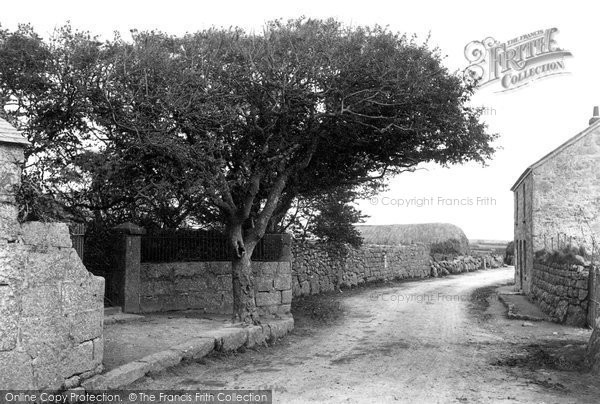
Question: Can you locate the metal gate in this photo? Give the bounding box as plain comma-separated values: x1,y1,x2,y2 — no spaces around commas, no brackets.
69,223,85,260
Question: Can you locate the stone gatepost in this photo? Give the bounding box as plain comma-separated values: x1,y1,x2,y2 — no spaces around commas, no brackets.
0,118,27,240
0,119,104,390
112,222,145,313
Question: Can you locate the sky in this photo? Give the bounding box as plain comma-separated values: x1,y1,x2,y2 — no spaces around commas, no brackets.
2,0,599,241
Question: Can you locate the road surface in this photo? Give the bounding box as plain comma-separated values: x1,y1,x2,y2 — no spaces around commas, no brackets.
129,267,599,403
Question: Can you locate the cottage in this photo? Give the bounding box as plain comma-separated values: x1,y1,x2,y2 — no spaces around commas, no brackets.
511,107,600,294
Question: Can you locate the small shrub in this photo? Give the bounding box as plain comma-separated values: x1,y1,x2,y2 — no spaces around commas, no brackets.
535,244,589,267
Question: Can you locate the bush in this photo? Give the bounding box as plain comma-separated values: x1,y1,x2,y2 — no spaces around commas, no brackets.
534,244,589,267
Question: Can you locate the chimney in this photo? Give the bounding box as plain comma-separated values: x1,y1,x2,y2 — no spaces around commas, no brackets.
590,106,600,125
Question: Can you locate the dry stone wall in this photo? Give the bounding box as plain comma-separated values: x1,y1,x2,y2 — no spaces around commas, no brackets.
531,261,589,326
292,243,431,297
430,254,504,277
292,242,505,297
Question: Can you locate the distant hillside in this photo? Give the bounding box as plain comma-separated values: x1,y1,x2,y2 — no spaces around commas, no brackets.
356,223,469,253
469,239,510,255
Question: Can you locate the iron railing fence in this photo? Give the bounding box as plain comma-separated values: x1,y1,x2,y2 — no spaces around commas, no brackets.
69,223,85,260
542,232,600,259
141,231,285,263
543,232,579,251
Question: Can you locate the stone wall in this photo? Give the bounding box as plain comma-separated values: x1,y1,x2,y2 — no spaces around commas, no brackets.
531,125,600,253
137,261,292,318
586,263,600,372
513,173,534,293
292,242,506,297
1,125,105,390
0,143,23,242
530,261,589,326
292,243,431,297
431,254,504,277
0,223,105,390
139,261,232,314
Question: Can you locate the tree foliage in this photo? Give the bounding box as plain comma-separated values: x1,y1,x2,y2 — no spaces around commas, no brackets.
278,187,367,247
0,19,497,322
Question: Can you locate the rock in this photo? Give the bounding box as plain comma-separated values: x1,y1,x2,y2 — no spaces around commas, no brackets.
171,337,214,360
102,361,151,389
573,255,588,266
138,350,182,374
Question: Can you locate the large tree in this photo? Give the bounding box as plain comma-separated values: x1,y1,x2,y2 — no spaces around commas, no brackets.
2,19,496,323
91,19,495,323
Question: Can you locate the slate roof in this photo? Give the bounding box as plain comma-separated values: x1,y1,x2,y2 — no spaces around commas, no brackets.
0,118,28,145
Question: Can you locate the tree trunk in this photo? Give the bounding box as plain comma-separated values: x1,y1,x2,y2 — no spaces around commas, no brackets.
229,224,260,324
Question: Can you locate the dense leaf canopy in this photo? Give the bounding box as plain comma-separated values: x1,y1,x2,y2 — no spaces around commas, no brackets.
0,19,496,243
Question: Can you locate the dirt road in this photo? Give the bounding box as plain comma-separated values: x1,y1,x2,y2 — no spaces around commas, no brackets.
129,268,600,403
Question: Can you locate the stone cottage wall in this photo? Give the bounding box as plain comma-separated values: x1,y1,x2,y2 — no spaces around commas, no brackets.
138,260,292,318
587,265,600,372
530,261,589,326
513,173,534,293
0,130,104,390
531,126,600,252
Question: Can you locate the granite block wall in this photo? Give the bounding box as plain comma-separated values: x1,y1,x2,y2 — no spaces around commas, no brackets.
137,261,292,318
0,143,23,242
1,132,105,390
0,223,105,390
139,261,233,314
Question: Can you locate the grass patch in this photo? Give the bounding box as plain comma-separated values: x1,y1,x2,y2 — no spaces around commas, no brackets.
468,285,496,321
